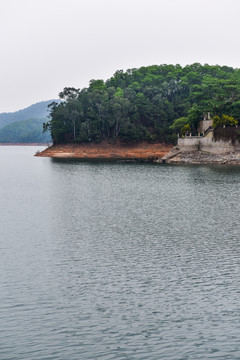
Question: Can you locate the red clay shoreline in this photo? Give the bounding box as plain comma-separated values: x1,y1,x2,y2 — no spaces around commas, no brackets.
35,142,173,161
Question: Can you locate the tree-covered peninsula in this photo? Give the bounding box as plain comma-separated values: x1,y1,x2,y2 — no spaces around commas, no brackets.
45,64,240,145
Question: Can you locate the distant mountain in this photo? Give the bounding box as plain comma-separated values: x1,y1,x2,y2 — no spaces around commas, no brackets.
0,118,51,143
0,100,60,129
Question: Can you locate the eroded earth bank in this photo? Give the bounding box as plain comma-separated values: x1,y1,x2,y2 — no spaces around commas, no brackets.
35,142,172,161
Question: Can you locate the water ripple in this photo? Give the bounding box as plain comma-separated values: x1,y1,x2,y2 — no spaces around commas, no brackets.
1,149,240,359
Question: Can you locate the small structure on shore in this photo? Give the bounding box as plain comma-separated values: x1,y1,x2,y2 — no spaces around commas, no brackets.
177,114,240,154
198,113,213,136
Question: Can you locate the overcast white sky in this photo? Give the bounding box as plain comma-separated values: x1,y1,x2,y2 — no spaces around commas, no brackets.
0,0,239,113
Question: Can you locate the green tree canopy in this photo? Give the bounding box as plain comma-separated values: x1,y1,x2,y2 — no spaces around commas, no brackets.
46,64,240,144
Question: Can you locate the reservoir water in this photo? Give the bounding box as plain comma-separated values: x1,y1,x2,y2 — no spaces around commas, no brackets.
1,146,240,359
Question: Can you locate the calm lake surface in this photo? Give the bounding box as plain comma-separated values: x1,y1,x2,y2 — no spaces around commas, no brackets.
1,146,240,359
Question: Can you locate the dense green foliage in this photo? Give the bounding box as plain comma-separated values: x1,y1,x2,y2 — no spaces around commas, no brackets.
0,118,51,143
212,114,238,128
0,100,60,129
46,64,240,144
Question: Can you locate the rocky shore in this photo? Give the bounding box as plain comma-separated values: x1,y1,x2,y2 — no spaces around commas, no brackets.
162,149,240,165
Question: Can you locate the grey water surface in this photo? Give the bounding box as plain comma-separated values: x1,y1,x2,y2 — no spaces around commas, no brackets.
1,146,240,360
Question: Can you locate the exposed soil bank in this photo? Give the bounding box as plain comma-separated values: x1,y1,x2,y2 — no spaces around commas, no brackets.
165,150,240,165
35,142,240,164
35,142,173,161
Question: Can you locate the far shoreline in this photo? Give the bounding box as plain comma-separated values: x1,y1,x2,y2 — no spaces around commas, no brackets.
0,143,51,146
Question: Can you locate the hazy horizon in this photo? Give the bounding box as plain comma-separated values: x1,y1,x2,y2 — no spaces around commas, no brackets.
1,0,239,113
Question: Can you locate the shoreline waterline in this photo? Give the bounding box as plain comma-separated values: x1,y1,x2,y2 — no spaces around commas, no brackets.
35,142,172,161
34,142,240,165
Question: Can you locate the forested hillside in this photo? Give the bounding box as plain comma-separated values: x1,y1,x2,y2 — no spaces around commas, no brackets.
0,100,62,143
45,64,240,144
0,100,59,128
0,118,51,143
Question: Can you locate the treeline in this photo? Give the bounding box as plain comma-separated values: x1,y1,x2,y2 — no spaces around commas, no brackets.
46,63,240,144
